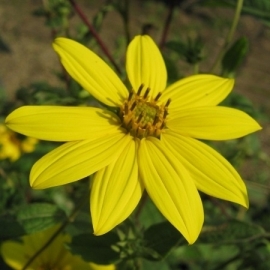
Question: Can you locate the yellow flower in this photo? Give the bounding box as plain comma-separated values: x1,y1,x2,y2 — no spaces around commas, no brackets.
1,226,115,270
0,124,38,161
5,35,261,244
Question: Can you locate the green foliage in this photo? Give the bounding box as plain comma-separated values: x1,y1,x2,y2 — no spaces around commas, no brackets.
199,0,270,27
33,0,72,33
143,222,185,261
222,37,249,77
16,82,74,105
166,37,204,65
0,203,66,241
198,220,265,244
68,232,120,264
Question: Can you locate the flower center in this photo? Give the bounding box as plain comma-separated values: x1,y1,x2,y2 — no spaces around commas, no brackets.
119,85,171,139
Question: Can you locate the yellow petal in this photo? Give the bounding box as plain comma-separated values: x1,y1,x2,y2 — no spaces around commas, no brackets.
30,132,130,189
1,225,92,270
1,241,27,269
91,139,143,235
126,35,167,97
160,75,234,111
90,263,115,270
5,106,121,141
138,137,203,244
167,106,262,140
162,131,248,207
53,38,128,106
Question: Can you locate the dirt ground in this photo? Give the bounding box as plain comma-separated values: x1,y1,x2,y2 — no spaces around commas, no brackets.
0,0,269,176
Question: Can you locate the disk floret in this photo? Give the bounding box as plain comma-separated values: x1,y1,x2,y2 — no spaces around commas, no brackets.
120,85,171,139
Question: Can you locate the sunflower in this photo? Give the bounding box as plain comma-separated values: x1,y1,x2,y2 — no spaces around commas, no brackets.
5,35,261,244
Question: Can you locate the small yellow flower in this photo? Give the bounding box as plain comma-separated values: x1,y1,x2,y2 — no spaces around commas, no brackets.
5,35,261,244
1,226,115,270
0,124,38,161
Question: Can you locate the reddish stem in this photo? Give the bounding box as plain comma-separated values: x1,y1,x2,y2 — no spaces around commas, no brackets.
159,1,176,49
68,0,121,74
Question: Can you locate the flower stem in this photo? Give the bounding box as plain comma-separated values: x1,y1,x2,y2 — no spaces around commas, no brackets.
68,0,122,74
210,0,244,73
159,1,176,49
193,63,199,74
22,193,89,270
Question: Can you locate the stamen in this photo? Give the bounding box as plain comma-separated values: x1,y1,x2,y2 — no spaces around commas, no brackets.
119,84,171,139
143,88,150,99
130,101,137,111
165,98,171,107
154,92,162,101
137,113,143,123
163,109,168,118
128,91,133,101
153,115,159,125
124,103,129,115
137,127,144,138
160,121,165,129
137,84,144,96
126,118,132,128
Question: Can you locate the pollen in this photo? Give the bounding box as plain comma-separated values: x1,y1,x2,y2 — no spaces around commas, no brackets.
119,84,171,139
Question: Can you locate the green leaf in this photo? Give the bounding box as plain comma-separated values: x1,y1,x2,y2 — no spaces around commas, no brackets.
198,220,265,244
68,232,120,264
238,242,270,269
220,92,258,117
141,259,171,270
166,38,204,64
241,0,270,22
222,37,249,77
143,221,185,261
17,203,66,234
0,203,66,241
93,4,114,31
139,198,165,228
0,214,25,241
165,41,187,56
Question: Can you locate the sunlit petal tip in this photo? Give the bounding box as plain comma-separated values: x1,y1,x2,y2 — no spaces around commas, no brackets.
5,106,20,126
126,35,167,96
30,179,38,189
92,228,103,236
243,195,249,208
30,172,48,190
53,37,128,107
228,185,249,209
187,233,200,245
236,184,249,208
